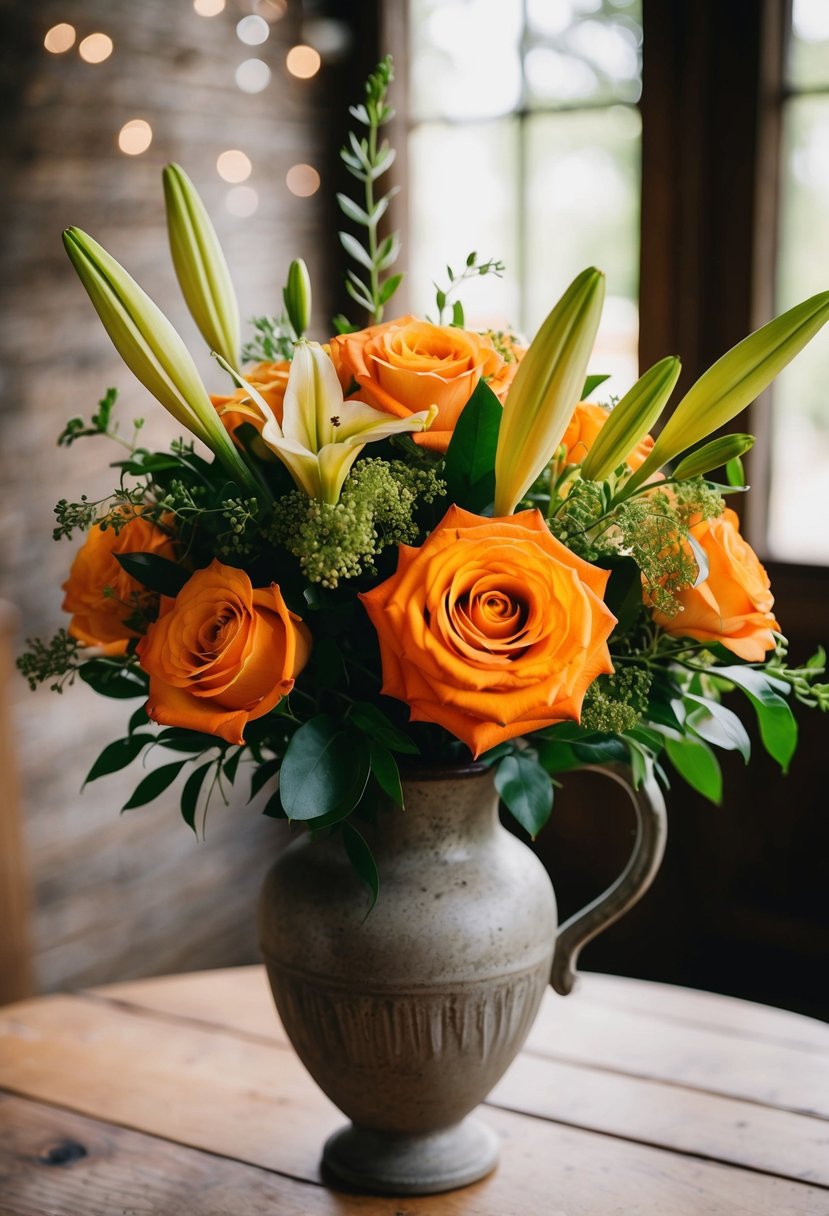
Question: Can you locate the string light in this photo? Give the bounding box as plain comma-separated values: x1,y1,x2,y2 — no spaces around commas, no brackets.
226,186,259,217
286,45,321,79
193,0,225,15
44,23,76,53
118,119,153,156
235,58,271,93
286,164,320,197
78,33,113,63
217,149,252,183
236,15,269,45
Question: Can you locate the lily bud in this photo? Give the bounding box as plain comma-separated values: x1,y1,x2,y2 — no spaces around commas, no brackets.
62,226,260,494
623,290,829,497
494,268,605,515
162,163,240,370
581,356,681,482
673,434,755,481
283,258,312,338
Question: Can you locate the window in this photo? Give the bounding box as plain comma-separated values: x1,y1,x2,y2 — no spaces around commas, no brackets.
767,0,829,563
407,0,642,396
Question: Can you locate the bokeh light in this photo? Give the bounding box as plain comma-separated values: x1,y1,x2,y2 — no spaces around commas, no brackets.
286,45,322,79
236,15,269,45
44,23,76,54
217,149,252,183
225,186,259,217
255,0,287,19
118,119,153,156
78,33,113,64
235,58,271,93
193,0,225,15
286,163,320,197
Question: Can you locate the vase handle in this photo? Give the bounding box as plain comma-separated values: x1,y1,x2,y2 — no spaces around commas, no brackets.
550,762,667,996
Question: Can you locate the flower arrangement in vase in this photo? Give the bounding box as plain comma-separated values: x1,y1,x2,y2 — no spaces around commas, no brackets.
19,57,829,1194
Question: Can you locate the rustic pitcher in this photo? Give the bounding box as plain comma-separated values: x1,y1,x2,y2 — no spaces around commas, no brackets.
259,761,666,1195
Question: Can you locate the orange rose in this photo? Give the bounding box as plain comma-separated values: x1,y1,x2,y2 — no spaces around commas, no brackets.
211,359,291,445
329,316,509,452
359,505,616,757
561,401,654,471
137,560,311,745
652,508,779,662
62,510,178,655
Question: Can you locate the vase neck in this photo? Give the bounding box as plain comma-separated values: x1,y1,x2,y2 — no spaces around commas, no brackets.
367,767,500,859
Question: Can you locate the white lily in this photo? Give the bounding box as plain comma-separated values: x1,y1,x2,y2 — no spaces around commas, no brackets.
217,342,438,504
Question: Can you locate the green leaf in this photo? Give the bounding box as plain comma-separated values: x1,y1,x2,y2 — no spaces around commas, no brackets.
369,742,403,806
128,705,150,734
664,734,722,804
114,552,189,598
714,666,798,772
223,748,242,784
122,760,186,810
582,374,611,398
181,761,213,833
339,231,375,272
452,300,464,327
249,757,280,802
155,727,221,753
379,272,403,305
336,193,370,225
582,356,681,482
79,660,148,699
726,456,746,487
84,734,151,785
494,754,554,839
682,696,751,762
442,378,502,512
279,715,370,821
347,702,419,754
342,823,380,913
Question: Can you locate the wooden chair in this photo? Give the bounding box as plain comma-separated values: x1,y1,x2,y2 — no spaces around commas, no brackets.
0,600,34,1005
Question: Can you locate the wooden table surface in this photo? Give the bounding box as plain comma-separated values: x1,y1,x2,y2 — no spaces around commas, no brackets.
1,967,828,1215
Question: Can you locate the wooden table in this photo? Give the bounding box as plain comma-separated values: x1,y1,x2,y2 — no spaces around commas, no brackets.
1,968,827,1214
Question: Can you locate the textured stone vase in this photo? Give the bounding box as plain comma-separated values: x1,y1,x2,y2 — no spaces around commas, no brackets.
259,762,666,1195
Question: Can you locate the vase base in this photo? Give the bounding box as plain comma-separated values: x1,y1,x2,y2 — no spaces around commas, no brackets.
321,1116,500,1195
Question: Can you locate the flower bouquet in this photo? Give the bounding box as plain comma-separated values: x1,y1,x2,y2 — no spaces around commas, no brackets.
18,56,829,1193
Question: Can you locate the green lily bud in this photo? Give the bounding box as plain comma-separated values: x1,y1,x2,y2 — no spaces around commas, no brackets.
673,434,755,481
494,267,605,516
62,226,260,495
162,163,240,370
623,290,829,497
581,356,681,482
283,258,312,338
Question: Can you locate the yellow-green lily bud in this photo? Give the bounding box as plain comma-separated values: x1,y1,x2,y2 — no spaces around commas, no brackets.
162,163,240,370
62,226,260,495
494,268,605,515
624,290,829,496
581,356,681,482
672,433,755,480
283,258,312,338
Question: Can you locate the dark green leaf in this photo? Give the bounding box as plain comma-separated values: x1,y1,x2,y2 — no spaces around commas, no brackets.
79,660,147,699
128,705,150,734
155,727,221,753
714,666,797,771
603,557,646,639
582,374,611,398
348,702,419,754
84,734,151,785
664,734,722,804
313,637,347,689
122,760,186,810
369,742,403,806
223,748,242,784
114,553,189,598
181,761,213,833
250,757,280,802
442,378,502,512
342,823,379,913
262,789,287,819
495,754,553,839
280,716,370,821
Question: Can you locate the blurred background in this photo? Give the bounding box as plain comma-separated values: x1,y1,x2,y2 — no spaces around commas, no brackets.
0,0,827,1019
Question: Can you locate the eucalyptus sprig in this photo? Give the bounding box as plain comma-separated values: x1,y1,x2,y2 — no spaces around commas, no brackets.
337,55,402,324
431,252,506,327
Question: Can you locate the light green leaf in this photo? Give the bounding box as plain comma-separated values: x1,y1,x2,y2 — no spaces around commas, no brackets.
582,356,681,481
673,434,755,481
664,734,722,804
